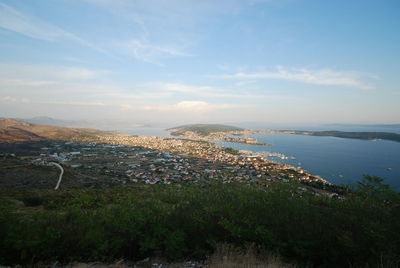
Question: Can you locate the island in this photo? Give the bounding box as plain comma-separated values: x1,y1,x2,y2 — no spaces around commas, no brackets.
167,124,271,146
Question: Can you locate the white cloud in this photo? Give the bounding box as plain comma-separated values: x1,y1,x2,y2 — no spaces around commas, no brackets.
0,62,286,115
219,66,376,89
174,101,209,111
143,101,236,112
157,83,213,94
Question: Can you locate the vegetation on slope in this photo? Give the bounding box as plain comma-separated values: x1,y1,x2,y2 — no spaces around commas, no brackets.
0,176,399,267
168,124,244,136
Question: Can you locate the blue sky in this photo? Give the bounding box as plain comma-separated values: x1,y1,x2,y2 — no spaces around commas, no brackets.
0,0,399,125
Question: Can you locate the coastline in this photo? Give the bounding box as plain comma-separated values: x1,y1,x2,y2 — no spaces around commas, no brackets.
164,130,334,188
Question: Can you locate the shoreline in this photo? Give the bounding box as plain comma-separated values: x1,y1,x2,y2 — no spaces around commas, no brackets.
145,130,335,188
166,129,333,185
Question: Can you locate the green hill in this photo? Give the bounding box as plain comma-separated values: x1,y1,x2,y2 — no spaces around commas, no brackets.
167,124,244,136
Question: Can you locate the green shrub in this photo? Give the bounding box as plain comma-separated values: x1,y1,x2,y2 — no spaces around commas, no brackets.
0,180,399,267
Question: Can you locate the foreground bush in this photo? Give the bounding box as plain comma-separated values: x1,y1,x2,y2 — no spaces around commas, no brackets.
0,179,399,267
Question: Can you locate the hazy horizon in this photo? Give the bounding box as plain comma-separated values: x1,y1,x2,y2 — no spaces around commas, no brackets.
1,0,399,124
3,116,400,133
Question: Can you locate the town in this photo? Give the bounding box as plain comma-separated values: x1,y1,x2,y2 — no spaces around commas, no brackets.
0,131,344,196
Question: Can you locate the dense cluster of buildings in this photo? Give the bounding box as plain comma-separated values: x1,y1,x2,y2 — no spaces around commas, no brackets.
57,134,335,191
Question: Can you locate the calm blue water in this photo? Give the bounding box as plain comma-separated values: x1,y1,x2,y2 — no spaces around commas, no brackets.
216,134,400,190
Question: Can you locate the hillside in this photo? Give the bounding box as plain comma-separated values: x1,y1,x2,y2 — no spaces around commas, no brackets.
0,118,107,143
1,179,399,267
168,124,244,136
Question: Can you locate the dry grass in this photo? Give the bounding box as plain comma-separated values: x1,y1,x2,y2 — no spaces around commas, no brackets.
26,245,297,268
206,244,297,268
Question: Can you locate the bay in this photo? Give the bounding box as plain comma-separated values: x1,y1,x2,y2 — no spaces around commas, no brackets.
216,133,400,190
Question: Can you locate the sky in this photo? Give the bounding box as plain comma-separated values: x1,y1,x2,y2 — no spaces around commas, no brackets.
0,0,399,126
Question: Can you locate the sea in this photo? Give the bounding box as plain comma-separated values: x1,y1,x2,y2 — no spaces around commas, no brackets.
124,124,400,190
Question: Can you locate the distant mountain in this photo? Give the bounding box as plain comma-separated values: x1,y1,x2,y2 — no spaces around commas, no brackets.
12,116,157,131
0,118,107,143
167,124,244,136
16,116,89,128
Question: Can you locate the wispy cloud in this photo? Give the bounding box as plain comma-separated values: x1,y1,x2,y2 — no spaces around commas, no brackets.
0,63,288,111
0,78,57,87
58,68,110,80
0,95,107,107
1,96,30,103
81,0,289,66
83,0,283,65
0,2,116,58
120,37,192,65
152,82,259,98
41,100,107,106
0,64,110,81
216,63,231,71
218,66,377,89
0,2,70,41
83,0,277,14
